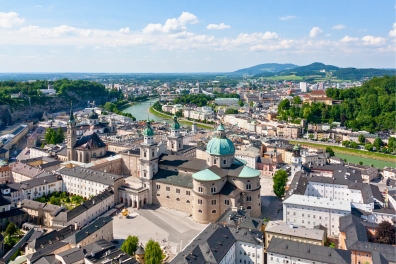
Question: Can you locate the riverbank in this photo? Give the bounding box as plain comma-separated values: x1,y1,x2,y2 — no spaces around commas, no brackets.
149,106,214,130
289,140,396,163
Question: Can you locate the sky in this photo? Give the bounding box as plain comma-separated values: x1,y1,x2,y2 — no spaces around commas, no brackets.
0,0,395,72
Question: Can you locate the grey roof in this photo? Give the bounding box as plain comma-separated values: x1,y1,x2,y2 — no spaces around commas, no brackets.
26,241,68,263
339,214,395,262
0,208,26,220
216,208,263,230
159,155,208,173
38,161,63,169
11,162,53,179
135,245,145,254
21,200,62,215
267,238,351,264
27,225,77,251
58,167,123,185
171,223,263,264
265,220,325,241
32,254,61,264
63,217,112,244
0,195,11,206
74,131,106,149
153,169,193,188
56,247,85,264
6,175,62,191
53,189,114,223
83,239,138,264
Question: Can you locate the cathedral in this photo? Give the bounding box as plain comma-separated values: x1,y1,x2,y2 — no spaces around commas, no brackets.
67,106,108,163
65,104,263,224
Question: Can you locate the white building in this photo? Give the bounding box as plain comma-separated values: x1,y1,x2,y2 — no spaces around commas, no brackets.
283,194,351,237
235,150,259,169
215,98,239,106
299,82,307,93
58,167,124,199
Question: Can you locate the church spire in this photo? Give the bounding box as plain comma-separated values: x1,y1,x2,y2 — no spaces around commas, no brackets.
69,102,75,122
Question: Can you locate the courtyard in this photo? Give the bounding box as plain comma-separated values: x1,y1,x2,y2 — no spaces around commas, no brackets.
260,175,283,221
112,205,207,258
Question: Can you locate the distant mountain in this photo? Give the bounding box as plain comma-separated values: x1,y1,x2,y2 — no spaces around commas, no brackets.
230,63,298,76
253,62,395,80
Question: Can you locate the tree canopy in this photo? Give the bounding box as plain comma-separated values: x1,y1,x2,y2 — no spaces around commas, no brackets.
225,108,238,115
273,169,288,198
44,127,65,145
145,239,163,264
373,221,395,245
121,235,139,256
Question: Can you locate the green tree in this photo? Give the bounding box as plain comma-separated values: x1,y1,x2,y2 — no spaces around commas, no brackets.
373,138,383,151
359,161,363,165
308,134,314,140
121,235,139,255
292,96,302,104
387,137,396,152
55,127,65,143
342,140,350,147
325,147,334,157
175,110,183,117
238,100,244,107
278,99,290,110
249,101,254,107
349,141,358,149
358,134,366,144
365,143,373,151
225,108,238,115
145,239,163,264
272,169,288,198
5,222,17,237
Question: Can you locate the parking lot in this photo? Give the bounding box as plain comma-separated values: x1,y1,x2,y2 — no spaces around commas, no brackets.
112,205,207,258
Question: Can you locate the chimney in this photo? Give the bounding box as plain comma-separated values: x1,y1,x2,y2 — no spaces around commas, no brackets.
74,222,78,230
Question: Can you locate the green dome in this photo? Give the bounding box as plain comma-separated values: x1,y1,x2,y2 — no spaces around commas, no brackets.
170,116,180,130
88,109,99,119
206,137,235,156
143,120,154,136
217,123,225,131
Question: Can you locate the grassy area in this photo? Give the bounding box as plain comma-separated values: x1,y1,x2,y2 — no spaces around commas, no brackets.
263,75,304,81
34,191,84,210
149,106,214,129
289,140,396,163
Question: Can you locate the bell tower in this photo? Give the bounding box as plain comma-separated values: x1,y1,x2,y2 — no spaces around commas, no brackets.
67,103,77,161
167,116,183,153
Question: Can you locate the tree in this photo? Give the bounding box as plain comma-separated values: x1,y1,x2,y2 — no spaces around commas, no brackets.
121,235,139,255
278,99,290,110
365,143,373,151
55,127,65,143
374,221,395,245
349,141,358,149
308,134,314,140
175,110,182,118
325,147,334,157
5,222,17,237
373,138,383,151
292,96,302,104
342,140,350,147
238,100,244,107
358,134,366,144
145,239,163,264
359,161,363,165
225,108,238,115
272,169,288,198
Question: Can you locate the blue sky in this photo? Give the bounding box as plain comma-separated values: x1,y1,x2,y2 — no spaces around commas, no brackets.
0,0,395,72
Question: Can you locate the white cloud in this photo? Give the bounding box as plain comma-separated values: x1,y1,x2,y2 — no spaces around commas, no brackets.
309,27,323,37
75,45,85,49
231,32,278,46
119,27,130,34
143,11,198,34
340,35,359,43
207,23,230,30
362,35,386,46
251,39,293,51
279,16,296,21
332,24,346,30
389,23,396,37
0,12,25,28
94,46,101,49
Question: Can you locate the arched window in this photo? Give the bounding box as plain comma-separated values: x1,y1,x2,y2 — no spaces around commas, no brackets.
211,210,216,214
166,196,170,199
198,187,203,193
198,209,202,213
247,206,252,209
246,184,252,190
214,159,217,165
179,143,181,148
176,198,180,201
210,186,216,193
144,152,146,158
152,151,154,157
156,193,160,196
93,152,96,157
186,200,190,203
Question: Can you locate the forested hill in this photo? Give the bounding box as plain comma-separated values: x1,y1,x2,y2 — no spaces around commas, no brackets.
231,63,298,76
0,79,121,122
277,75,395,133
253,62,394,80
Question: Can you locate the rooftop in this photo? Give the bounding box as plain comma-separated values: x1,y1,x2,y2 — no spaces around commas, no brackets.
283,194,351,211
265,220,325,241
58,167,123,185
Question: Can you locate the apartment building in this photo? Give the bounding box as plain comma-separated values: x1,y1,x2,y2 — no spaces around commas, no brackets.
283,194,351,237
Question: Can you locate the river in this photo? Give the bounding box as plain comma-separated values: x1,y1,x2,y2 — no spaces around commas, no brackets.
122,99,165,122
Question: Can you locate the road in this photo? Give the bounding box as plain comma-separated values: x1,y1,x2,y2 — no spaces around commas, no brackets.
260,175,283,221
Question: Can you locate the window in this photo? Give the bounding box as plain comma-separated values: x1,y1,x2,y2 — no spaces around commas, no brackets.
247,196,252,201
166,187,170,191
223,159,226,165
152,151,154,156
211,210,216,214
176,189,180,194
198,209,202,213
214,159,217,165
144,152,146,157
186,200,190,203
224,200,230,205
211,199,217,205
198,187,203,193
166,196,170,199
176,198,180,201
210,186,216,193
198,199,203,205
246,184,251,190
156,185,160,190
186,191,191,195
